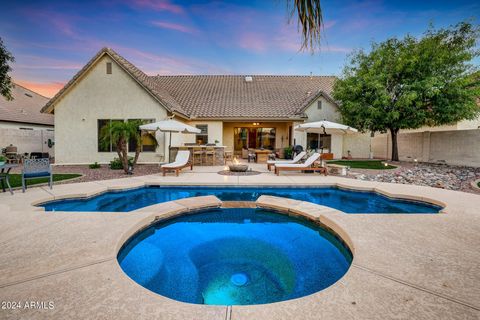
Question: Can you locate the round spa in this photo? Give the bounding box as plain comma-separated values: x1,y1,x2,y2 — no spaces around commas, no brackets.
117,208,352,306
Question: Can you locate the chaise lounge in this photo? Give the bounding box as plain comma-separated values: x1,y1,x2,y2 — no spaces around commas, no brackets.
161,150,192,176
274,153,327,176
267,151,306,171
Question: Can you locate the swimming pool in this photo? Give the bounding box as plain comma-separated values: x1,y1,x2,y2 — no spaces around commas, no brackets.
117,207,353,305
41,185,441,213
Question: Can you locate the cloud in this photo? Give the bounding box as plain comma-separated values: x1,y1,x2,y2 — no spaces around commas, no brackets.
14,54,83,71
128,0,183,14
15,80,65,98
150,21,197,34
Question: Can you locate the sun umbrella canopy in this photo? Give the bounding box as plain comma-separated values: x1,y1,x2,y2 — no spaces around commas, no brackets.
139,119,201,134
295,120,358,134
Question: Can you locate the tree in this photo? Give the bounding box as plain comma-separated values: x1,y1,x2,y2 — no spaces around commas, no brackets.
287,0,323,51
0,37,15,100
333,22,480,161
100,120,157,173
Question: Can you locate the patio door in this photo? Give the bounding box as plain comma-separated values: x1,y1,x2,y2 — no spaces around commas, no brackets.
234,127,276,151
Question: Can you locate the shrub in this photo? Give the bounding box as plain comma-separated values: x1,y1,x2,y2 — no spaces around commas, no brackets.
89,162,101,169
284,146,293,159
110,157,133,170
0,155,6,162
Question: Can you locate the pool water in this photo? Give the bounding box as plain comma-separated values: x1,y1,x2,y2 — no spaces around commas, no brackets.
117,208,353,305
41,186,441,213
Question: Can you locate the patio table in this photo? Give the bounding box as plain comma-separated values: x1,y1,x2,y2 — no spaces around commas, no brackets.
0,163,18,195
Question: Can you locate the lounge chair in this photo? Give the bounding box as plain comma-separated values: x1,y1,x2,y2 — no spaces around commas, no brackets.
267,151,306,171
161,150,192,176
274,153,327,176
22,158,53,192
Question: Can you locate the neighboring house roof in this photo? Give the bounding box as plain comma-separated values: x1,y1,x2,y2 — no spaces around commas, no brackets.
41,48,337,120
0,83,53,126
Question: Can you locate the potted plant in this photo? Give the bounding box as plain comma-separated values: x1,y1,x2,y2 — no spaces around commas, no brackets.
0,155,6,166
284,146,293,160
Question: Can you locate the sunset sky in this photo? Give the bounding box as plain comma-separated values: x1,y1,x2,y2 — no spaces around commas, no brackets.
1,0,478,97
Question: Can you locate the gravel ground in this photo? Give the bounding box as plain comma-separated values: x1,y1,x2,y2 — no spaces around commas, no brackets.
347,161,480,194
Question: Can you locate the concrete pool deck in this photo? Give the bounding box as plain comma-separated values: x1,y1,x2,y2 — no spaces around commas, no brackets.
0,164,479,319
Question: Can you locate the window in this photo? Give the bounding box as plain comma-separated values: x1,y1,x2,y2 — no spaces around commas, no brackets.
307,133,331,151
106,62,112,74
317,100,322,110
98,119,122,152
128,119,156,153
195,125,208,144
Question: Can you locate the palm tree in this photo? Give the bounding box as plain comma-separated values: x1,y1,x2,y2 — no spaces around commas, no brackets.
288,0,323,51
100,120,157,173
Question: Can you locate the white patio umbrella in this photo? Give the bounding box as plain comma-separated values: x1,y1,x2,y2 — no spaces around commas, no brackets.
139,119,201,162
294,120,358,151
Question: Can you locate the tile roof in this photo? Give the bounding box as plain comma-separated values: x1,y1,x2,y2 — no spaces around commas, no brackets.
151,75,336,119
0,83,53,126
41,48,337,120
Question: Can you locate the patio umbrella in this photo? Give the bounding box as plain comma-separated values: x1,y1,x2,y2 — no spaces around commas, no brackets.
139,119,201,162
294,120,358,151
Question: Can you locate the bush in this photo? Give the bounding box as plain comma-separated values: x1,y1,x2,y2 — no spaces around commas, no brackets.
89,162,101,169
0,155,6,162
110,157,133,170
284,146,293,159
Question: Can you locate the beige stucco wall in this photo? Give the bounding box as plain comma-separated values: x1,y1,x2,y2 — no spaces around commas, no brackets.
372,129,480,167
342,132,372,159
53,55,169,164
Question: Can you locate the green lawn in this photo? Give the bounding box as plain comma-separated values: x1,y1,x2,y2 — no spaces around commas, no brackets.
3,174,82,189
327,160,397,170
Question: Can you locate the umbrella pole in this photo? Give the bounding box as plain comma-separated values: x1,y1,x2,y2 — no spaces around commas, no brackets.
168,132,172,162
318,133,321,153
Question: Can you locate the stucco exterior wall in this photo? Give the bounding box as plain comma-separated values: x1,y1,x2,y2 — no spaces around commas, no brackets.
372,129,480,167
342,133,372,159
169,121,223,146
53,55,169,164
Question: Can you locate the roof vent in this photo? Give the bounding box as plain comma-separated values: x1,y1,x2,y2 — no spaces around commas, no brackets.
24,93,33,98
245,76,253,82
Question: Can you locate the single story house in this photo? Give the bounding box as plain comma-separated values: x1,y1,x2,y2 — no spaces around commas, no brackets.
1,83,55,157
41,48,371,165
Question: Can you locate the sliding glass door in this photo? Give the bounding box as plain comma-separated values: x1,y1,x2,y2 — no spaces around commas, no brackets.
234,127,276,151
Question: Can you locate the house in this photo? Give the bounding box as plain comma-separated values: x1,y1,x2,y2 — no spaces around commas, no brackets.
40,48,371,165
0,84,55,157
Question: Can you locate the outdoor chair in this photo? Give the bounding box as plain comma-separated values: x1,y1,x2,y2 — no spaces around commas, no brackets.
274,153,327,176
22,158,53,192
161,150,192,176
267,151,307,171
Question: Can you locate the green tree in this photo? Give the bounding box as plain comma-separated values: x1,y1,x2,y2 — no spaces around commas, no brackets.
0,37,15,100
333,22,480,161
100,120,157,173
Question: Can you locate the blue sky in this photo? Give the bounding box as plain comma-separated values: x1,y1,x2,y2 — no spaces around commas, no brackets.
0,0,478,97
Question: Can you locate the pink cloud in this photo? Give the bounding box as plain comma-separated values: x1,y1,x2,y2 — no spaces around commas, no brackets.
14,54,83,70
16,80,65,98
150,21,197,34
129,0,183,14
238,33,268,53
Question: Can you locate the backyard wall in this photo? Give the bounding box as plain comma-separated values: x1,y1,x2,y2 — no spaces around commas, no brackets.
372,129,480,167
0,123,54,157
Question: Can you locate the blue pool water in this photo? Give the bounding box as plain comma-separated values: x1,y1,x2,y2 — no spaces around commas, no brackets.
41,186,441,213
117,208,353,305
